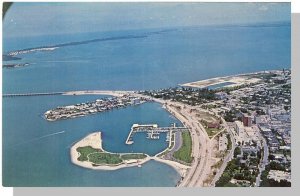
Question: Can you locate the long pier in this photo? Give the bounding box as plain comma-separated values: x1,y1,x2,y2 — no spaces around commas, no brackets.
2,90,134,98
125,123,188,145
3,92,64,97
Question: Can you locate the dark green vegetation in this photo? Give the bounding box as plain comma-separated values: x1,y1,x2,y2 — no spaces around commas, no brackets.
173,131,193,164
141,87,217,106
88,153,123,165
260,162,291,187
217,83,259,94
223,110,237,122
121,154,147,160
234,147,241,158
76,146,147,166
76,146,102,162
216,157,259,187
226,134,232,150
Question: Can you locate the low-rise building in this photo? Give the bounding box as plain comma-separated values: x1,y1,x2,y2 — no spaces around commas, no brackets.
267,170,291,183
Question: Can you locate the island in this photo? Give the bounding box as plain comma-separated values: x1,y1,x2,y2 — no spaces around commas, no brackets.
71,131,191,176
70,132,151,170
44,95,148,121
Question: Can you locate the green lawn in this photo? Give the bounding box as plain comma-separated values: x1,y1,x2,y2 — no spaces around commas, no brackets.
88,153,123,165
76,146,102,161
76,146,147,165
173,131,193,164
121,154,147,160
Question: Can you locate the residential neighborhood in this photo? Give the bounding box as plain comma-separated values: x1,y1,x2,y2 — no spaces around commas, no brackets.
141,69,291,187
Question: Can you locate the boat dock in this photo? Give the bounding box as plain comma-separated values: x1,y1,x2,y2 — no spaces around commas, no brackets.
125,123,187,145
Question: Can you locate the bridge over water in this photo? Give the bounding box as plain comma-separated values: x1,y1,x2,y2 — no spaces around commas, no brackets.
3,92,64,97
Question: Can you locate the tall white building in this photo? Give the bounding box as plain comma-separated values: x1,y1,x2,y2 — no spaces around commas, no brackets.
234,121,250,144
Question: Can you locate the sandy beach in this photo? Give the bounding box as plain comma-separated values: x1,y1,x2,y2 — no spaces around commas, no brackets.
63,90,134,97
152,157,191,177
70,130,191,178
70,132,151,170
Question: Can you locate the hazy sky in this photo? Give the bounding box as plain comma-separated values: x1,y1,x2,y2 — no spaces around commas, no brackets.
3,2,291,38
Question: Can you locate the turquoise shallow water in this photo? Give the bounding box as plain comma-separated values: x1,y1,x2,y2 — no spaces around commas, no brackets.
2,23,291,186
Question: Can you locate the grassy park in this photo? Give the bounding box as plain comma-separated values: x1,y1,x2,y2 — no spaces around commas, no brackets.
76,146,147,166
173,131,193,164
121,154,147,160
76,146,102,161
88,153,123,165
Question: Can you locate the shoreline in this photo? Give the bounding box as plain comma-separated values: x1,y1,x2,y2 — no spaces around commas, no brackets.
3,70,284,97
39,69,287,185
152,157,190,177
66,92,201,183
70,132,151,170
70,131,189,176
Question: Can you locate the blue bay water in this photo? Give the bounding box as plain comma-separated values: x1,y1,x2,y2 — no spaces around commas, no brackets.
2,24,291,186
3,24,291,93
2,95,181,186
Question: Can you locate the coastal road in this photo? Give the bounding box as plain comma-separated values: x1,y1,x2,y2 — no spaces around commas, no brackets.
164,103,201,187
164,102,212,187
255,137,269,187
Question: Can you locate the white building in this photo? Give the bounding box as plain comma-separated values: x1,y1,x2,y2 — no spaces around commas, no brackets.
267,170,291,183
234,121,250,144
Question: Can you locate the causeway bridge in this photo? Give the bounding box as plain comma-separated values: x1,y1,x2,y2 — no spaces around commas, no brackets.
3,92,64,97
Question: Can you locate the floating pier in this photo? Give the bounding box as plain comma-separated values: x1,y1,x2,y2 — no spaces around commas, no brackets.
125,123,187,145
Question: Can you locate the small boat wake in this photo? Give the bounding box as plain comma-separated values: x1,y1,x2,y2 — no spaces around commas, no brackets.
9,131,65,148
